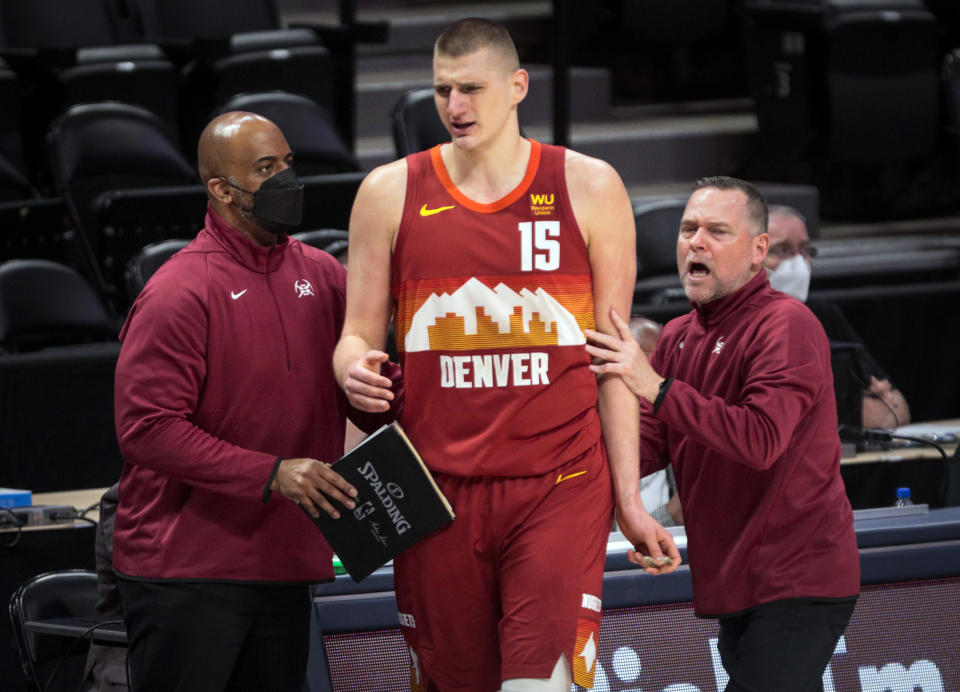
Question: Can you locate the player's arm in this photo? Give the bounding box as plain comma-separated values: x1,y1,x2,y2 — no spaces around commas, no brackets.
333,160,407,412
566,151,680,574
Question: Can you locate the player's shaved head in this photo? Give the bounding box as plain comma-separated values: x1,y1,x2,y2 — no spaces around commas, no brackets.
197,111,274,187
435,17,519,73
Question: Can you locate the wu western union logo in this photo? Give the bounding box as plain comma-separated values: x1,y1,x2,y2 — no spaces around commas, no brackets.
530,193,555,216
420,203,455,217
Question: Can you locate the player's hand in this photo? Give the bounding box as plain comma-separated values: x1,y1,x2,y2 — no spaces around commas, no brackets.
343,350,395,412
585,309,663,404
616,498,681,575
272,458,358,519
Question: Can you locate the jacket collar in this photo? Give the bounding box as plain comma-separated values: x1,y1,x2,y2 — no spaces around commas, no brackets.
204,204,288,274
692,270,768,327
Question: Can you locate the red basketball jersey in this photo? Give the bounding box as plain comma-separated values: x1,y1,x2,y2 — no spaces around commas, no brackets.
392,140,602,477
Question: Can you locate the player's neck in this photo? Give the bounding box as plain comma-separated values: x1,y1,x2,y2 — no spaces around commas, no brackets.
443,129,530,204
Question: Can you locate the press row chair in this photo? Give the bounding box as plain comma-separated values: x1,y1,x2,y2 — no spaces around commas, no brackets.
8,570,101,692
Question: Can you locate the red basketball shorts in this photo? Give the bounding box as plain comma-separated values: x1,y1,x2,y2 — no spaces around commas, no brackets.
393,440,614,691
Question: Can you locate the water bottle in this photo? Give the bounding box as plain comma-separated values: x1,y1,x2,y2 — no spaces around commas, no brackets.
894,487,914,507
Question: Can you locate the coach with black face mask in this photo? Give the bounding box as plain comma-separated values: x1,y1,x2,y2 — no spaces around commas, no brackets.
112,112,403,691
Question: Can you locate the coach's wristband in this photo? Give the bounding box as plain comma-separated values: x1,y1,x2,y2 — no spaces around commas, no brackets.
653,377,674,414
262,457,284,503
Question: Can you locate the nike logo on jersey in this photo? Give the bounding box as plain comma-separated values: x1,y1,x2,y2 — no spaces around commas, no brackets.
231,289,247,300
556,470,587,485
419,203,455,217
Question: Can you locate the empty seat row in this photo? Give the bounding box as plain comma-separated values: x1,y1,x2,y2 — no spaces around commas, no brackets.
1,228,352,356
0,0,364,193
0,94,360,311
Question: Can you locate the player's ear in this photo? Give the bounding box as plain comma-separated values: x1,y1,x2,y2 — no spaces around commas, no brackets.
753,232,770,267
511,68,529,105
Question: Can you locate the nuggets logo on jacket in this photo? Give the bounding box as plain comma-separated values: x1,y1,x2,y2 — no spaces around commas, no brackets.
295,279,314,298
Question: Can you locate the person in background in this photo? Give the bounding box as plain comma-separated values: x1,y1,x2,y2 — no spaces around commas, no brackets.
112,111,401,691
334,17,679,691
587,177,859,692
764,204,910,430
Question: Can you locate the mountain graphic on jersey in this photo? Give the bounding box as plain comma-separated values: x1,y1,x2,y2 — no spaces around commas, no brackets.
403,276,588,353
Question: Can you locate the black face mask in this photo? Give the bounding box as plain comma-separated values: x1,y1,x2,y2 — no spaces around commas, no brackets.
223,167,304,235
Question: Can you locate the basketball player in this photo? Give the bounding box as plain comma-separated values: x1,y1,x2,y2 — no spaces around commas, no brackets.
333,18,680,691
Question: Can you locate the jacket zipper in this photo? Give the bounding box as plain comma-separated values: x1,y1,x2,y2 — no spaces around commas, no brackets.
265,245,292,371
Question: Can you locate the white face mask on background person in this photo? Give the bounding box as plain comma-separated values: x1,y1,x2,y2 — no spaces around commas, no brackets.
767,254,811,302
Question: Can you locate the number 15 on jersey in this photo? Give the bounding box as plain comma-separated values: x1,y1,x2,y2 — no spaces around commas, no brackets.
518,221,560,272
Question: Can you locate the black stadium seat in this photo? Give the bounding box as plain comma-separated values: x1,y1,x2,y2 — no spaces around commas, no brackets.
134,0,285,40
131,0,337,151
123,238,191,301
0,258,118,353
391,87,449,159
632,198,686,304
299,171,366,232
46,102,200,306
0,259,124,491
742,0,943,219
0,0,181,179
293,228,349,263
212,92,358,175
825,8,940,167
97,185,206,307
0,148,37,203
0,198,102,292
203,39,334,119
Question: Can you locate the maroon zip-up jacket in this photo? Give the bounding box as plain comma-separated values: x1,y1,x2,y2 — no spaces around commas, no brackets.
113,207,400,582
642,271,860,616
